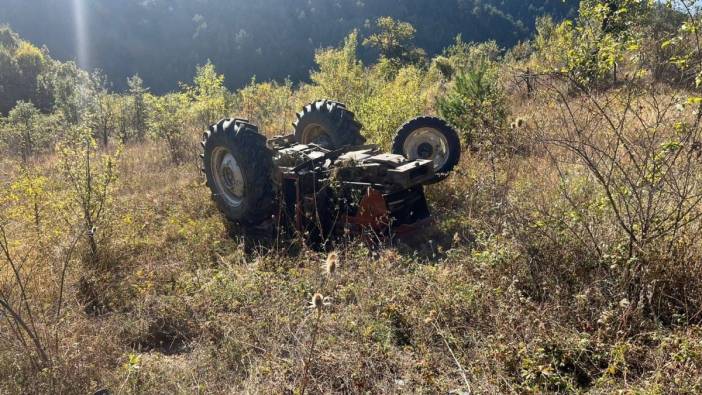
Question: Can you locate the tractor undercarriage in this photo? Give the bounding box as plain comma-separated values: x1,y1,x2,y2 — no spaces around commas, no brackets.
200,99,461,248
271,138,435,245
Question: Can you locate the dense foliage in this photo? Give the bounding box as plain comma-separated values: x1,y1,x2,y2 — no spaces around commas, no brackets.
0,0,576,93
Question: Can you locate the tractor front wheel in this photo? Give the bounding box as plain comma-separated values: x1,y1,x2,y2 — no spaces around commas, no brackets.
392,116,461,183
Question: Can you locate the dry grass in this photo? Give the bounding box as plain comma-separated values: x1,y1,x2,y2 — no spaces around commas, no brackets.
1,84,702,394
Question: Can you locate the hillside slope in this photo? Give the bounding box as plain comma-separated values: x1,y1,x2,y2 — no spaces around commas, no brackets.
2,1,702,393
0,0,576,92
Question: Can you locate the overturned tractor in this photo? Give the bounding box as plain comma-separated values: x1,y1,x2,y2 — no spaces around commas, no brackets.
201,100,460,247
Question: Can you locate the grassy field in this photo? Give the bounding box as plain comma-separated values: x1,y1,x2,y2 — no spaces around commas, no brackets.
2,81,702,394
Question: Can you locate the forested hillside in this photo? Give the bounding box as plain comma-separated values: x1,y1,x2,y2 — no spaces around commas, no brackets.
0,0,576,92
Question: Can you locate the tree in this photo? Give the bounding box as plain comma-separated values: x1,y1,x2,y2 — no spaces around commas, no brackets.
1,101,48,164
437,59,508,149
0,1,576,93
40,60,93,124
310,31,370,109
92,92,118,148
0,27,49,114
147,93,191,165
14,42,47,105
183,61,230,130
58,125,119,264
0,43,21,114
363,17,426,69
115,95,131,143
86,71,118,147
127,75,149,141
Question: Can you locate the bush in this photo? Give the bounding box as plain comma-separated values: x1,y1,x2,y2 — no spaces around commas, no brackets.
147,93,191,166
356,66,426,147
57,125,120,264
237,78,294,135
529,2,653,89
309,31,371,110
183,62,232,131
0,101,59,163
444,37,501,74
532,78,702,323
437,59,508,149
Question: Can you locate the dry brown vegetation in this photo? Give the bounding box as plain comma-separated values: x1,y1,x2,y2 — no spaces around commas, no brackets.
2,83,702,393
2,2,702,393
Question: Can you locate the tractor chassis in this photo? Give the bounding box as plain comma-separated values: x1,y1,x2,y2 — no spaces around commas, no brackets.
271,141,435,244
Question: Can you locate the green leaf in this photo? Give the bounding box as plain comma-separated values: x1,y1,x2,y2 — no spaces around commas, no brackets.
687,96,702,105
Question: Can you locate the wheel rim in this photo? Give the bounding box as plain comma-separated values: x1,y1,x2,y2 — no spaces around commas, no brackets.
211,147,245,207
301,123,333,147
402,127,450,171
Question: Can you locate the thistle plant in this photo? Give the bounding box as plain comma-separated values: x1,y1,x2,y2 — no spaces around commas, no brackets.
300,292,331,395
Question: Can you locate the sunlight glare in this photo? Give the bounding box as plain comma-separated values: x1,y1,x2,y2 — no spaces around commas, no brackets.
72,0,89,70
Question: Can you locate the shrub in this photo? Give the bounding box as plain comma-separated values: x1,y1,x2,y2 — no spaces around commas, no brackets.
356,66,425,147
444,37,501,74
0,101,58,163
57,125,120,264
147,93,191,166
310,31,371,110
437,59,508,149
182,62,232,131
237,78,294,135
533,77,702,323
530,2,653,89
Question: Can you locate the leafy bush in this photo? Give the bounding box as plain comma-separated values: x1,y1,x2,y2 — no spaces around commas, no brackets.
437,59,508,148
357,66,426,147
0,101,59,163
429,37,494,82
237,78,294,135
147,93,191,166
444,37,501,75
659,1,702,91
310,31,371,110
529,1,652,89
182,62,232,131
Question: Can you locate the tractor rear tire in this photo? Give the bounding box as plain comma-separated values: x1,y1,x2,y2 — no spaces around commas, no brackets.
293,100,365,149
201,119,275,226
